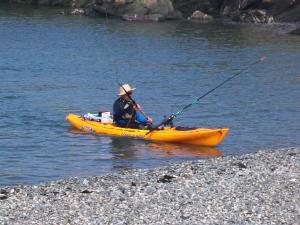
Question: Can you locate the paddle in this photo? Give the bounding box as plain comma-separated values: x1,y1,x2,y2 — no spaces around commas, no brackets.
146,56,267,135
118,82,149,120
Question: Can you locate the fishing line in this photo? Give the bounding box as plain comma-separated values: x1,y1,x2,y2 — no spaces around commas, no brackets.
146,56,267,134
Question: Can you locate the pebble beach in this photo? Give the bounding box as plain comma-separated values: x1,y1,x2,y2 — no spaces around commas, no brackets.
1,147,299,225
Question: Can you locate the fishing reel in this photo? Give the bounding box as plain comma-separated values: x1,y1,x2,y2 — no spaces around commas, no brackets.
146,114,175,134
162,114,175,127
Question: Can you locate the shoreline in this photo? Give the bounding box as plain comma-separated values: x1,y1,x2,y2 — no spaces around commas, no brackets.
1,147,299,224
2,1,300,35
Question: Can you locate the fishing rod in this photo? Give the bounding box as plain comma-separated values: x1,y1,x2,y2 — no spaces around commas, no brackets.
118,82,149,119
146,56,267,134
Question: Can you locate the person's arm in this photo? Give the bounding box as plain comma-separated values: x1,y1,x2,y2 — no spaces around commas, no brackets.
113,99,124,120
134,104,153,124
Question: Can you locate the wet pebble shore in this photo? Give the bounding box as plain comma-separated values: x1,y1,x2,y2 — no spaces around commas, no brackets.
1,147,299,225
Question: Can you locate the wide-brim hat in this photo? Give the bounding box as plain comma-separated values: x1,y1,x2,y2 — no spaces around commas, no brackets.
118,83,136,96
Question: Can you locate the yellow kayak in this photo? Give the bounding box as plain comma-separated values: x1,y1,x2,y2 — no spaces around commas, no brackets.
65,114,229,146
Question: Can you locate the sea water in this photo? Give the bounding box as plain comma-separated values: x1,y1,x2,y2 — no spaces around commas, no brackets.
0,3,299,186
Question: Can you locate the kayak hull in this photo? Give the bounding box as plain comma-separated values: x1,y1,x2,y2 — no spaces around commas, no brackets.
65,114,229,146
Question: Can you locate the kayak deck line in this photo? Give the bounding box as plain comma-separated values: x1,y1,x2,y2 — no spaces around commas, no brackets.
65,114,229,146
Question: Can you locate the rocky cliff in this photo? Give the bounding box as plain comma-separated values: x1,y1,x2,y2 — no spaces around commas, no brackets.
9,0,300,23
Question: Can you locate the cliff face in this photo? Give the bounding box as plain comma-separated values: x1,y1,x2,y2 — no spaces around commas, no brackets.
9,0,300,23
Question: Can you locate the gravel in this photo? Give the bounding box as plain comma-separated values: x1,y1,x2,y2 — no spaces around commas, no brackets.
1,147,299,225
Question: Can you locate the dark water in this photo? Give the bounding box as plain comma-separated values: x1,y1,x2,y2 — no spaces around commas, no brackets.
1,3,300,186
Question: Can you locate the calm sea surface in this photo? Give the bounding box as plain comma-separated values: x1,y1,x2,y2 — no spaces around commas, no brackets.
1,3,300,186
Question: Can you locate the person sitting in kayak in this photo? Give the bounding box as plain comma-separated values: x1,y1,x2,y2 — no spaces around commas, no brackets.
113,83,153,129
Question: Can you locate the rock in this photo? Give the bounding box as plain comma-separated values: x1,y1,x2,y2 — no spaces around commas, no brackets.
0,194,8,200
289,27,300,35
235,162,247,169
232,9,274,23
70,0,89,8
261,0,300,22
0,189,8,194
91,0,181,20
188,10,214,22
274,3,300,22
221,0,300,23
81,189,93,193
220,0,257,15
9,0,300,24
172,0,223,17
63,8,85,15
82,179,89,186
157,174,176,183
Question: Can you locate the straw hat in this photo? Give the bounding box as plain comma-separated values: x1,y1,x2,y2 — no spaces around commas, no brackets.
118,83,136,96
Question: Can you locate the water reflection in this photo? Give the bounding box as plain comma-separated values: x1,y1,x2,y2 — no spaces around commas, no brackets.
109,136,222,159
110,137,137,159
145,142,222,158
67,128,222,172
106,136,222,171
68,128,222,160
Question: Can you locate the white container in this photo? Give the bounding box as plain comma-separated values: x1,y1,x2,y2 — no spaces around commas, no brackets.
101,111,112,124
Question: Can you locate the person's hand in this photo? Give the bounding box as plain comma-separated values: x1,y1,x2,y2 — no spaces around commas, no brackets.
133,104,141,111
146,116,153,124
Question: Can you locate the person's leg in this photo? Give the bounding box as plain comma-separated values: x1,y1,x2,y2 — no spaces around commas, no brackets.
135,112,147,125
